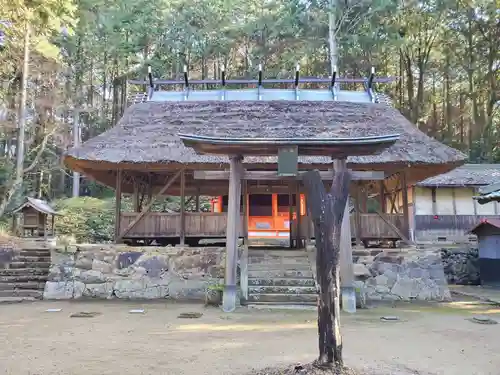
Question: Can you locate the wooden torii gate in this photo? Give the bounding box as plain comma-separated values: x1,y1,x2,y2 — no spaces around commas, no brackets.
180,132,398,365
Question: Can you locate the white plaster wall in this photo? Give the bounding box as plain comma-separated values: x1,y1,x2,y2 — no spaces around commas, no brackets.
415,187,433,215
455,188,475,215
476,196,497,215
435,188,455,215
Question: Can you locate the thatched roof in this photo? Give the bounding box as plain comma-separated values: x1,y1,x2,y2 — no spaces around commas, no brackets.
65,99,466,170
418,164,500,187
12,197,58,215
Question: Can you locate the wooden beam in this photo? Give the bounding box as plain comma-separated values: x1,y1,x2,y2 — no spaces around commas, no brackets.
335,160,355,313
353,183,362,247
132,179,140,212
194,170,385,181
180,170,186,246
400,172,410,240
114,169,123,242
195,188,200,212
242,179,248,245
295,182,301,248
288,184,293,249
222,156,243,313
379,181,386,212
117,170,182,242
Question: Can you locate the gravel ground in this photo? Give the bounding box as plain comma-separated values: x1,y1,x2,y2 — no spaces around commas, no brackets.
0,299,498,375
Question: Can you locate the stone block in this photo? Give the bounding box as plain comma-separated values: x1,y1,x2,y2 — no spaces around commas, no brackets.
114,277,170,299
78,270,107,284
136,255,169,277
44,281,75,299
116,251,143,269
353,263,371,278
75,255,93,270
83,282,114,299
92,259,113,274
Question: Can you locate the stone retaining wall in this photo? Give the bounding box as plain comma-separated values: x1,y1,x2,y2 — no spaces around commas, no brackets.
440,246,479,285
44,245,225,300
351,249,451,302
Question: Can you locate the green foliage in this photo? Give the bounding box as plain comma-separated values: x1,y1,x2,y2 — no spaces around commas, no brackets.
55,197,115,243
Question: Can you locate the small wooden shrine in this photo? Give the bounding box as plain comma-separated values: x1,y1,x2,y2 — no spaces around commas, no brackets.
11,197,58,238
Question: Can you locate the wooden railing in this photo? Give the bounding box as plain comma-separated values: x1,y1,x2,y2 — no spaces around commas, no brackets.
292,213,404,240
120,211,404,240
119,212,244,238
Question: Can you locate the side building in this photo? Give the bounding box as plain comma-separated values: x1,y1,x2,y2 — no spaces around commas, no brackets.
409,164,500,243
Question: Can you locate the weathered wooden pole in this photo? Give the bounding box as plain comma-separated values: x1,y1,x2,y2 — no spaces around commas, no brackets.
180,169,186,245
302,161,351,367
222,156,243,313
114,169,123,243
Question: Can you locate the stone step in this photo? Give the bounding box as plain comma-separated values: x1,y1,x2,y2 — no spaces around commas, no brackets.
248,257,310,266
247,293,317,304
0,296,37,304
8,261,51,269
247,263,311,271
19,250,52,257
0,275,49,283
249,285,317,295
246,302,316,310
0,289,43,298
0,268,50,276
248,250,308,257
0,282,46,290
15,255,52,263
248,277,315,287
248,269,314,279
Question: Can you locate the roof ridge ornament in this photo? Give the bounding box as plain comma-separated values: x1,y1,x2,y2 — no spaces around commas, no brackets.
330,65,337,100
183,65,189,100
220,65,226,101
366,66,377,103
295,63,300,100
147,65,154,100
257,64,263,100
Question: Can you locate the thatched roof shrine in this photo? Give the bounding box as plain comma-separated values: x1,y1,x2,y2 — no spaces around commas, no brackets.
64,89,467,194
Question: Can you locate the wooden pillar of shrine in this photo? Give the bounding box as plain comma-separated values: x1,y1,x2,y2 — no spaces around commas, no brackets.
353,183,362,247
295,182,302,248
114,169,123,243
222,156,243,312
401,171,410,241
180,170,186,245
335,160,355,313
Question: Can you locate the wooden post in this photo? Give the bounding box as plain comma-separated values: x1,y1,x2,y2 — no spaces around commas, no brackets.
242,180,249,245
51,215,55,236
288,186,293,249
132,179,140,212
379,181,386,212
400,171,410,242
335,161,356,313
241,178,249,303
180,169,186,246
195,188,200,212
114,169,123,242
222,156,243,313
295,182,302,248
302,161,350,367
43,215,47,240
353,183,362,247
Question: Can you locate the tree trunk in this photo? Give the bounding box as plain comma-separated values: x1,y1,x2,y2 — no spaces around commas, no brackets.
301,163,351,368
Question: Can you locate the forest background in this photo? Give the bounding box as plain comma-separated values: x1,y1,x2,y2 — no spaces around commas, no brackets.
0,0,498,242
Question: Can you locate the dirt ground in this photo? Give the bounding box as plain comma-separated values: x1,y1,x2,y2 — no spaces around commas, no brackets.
0,298,499,375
